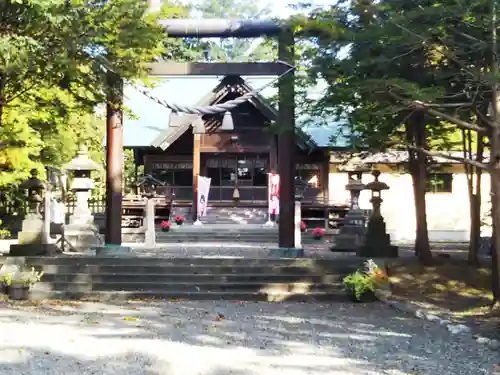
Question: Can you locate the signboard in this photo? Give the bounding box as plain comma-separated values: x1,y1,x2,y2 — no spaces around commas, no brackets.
152,162,193,170
296,163,321,170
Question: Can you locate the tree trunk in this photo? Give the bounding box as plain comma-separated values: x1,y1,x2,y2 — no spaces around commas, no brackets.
463,129,483,265
489,0,500,305
0,73,4,127
406,111,432,264
489,157,500,303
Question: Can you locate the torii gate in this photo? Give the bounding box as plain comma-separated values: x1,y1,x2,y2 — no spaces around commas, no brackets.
105,19,296,249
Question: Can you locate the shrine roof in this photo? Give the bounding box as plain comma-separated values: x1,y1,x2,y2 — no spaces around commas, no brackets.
120,76,346,148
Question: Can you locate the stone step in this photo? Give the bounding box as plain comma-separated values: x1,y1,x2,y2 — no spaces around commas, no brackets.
27,289,346,302
34,281,343,293
12,256,355,267
39,273,346,284
35,264,354,275
2,256,359,302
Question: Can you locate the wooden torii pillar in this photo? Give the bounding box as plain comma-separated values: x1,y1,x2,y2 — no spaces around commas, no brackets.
104,20,296,248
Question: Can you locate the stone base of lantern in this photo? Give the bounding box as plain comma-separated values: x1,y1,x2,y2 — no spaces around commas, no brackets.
356,216,398,258
330,209,367,252
65,221,103,252
95,244,132,257
9,244,59,256
9,214,60,256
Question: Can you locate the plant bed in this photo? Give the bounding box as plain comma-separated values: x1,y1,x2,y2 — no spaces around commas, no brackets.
343,260,388,303
0,267,43,301
7,284,30,300
311,227,325,240
346,286,378,302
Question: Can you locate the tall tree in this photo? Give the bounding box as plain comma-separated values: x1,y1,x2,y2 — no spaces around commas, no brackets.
0,0,193,187
297,0,500,300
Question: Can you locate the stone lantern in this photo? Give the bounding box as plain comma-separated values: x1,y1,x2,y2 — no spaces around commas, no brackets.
9,169,59,255
63,146,103,250
22,169,45,216
64,146,100,223
346,178,365,211
330,178,367,253
357,170,398,258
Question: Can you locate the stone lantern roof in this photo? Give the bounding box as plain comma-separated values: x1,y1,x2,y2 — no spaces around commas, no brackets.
20,169,45,190
365,170,389,192
64,146,101,172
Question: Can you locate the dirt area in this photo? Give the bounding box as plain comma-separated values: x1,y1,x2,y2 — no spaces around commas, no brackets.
387,258,500,339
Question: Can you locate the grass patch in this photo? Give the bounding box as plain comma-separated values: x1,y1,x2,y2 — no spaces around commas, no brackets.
388,259,499,338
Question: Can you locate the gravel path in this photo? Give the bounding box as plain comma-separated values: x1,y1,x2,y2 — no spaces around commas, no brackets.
0,300,496,375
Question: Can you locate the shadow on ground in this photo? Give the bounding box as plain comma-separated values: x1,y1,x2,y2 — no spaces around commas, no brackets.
0,300,496,375
388,258,499,339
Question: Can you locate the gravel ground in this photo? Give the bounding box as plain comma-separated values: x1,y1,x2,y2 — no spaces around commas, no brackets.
0,300,497,375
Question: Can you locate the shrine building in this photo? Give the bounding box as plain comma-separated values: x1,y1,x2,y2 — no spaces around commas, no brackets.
124,75,343,224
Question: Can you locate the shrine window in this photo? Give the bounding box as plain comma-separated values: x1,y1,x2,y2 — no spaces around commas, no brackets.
296,165,321,188
236,158,252,186
151,162,193,186
206,157,268,187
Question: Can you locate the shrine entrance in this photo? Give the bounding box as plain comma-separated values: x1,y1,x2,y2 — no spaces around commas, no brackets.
205,154,268,202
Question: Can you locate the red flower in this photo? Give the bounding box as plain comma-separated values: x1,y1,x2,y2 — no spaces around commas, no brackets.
300,221,307,230
160,220,171,228
311,227,325,237
174,215,185,222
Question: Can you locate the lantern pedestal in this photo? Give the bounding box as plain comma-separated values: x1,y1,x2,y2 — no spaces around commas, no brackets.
331,210,367,252
357,215,398,258
9,214,59,255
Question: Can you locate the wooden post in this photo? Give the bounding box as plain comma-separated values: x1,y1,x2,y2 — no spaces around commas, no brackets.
269,135,278,172
105,71,124,245
144,198,156,247
192,133,201,222
321,154,330,203
278,28,295,248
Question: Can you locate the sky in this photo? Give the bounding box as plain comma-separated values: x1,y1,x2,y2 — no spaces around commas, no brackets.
150,0,333,18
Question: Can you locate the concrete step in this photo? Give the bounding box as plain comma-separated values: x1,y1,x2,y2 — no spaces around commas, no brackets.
15,256,354,267
34,281,343,293
39,273,345,284
35,264,353,276
27,289,347,302
153,237,326,245
3,256,359,302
